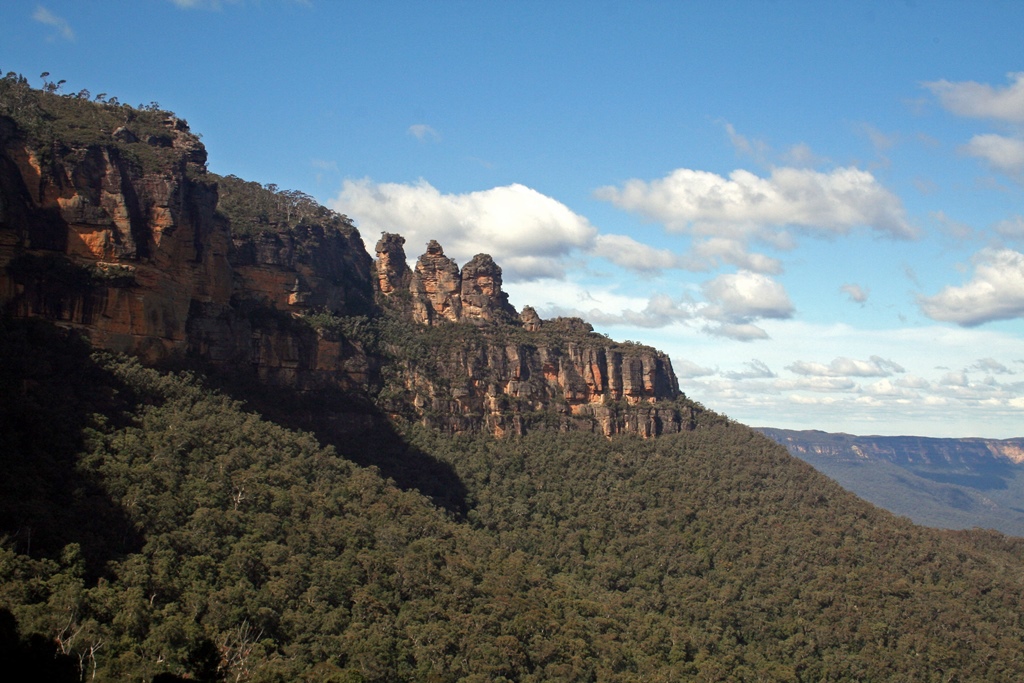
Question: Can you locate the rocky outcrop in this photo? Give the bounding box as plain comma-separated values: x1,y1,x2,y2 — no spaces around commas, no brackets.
385,333,690,437
411,240,462,324
0,113,232,362
376,233,517,327
374,232,411,295
0,94,695,438
460,253,515,324
0,110,372,389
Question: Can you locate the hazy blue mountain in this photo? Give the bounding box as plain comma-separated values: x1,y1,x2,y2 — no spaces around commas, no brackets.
757,428,1024,536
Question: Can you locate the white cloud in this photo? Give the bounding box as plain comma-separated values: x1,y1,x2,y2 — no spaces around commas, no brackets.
589,234,682,273
918,248,1024,326
961,134,1024,177
861,379,919,398
519,271,792,341
698,270,794,341
924,72,1024,124
408,124,441,142
595,166,915,242
651,319,1024,437
786,355,905,378
332,179,598,281
555,293,697,330
705,322,771,342
701,270,794,322
33,6,74,41
788,394,839,406
840,283,869,304
690,238,783,274
939,371,969,387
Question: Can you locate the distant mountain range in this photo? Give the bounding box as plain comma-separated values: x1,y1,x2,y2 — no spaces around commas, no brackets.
757,428,1024,536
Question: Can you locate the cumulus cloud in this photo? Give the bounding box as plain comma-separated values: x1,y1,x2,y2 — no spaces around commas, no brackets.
924,72,1024,124
699,270,794,341
918,248,1024,326
961,134,1024,177
534,272,793,341
939,371,969,387
861,379,919,398
787,356,905,378
408,124,441,142
332,179,597,281
690,238,783,274
840,283,869,304
556,293,697,330
701,271,794,322
594,166,915,244
589,234,683,273
895,375,931,390
33,6,74,41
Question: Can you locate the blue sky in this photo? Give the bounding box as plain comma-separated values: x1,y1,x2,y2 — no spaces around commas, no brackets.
4,1,1024,438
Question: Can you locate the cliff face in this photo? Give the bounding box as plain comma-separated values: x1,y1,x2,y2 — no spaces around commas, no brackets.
386,334,690,437
0,95,692,437
371,233,689,436
0,113,232,362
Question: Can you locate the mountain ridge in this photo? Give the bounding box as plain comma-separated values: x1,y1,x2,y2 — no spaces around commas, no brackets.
0,74,691,439
758,427,1024,536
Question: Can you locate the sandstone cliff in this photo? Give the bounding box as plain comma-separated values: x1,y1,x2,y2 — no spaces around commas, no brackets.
0,82,694,437
0,107,232,363
369,232,691,435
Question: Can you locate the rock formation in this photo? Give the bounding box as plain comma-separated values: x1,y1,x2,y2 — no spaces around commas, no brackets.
0,93,694,438
0,112,232,363
410,240,462,324
374,231,410,295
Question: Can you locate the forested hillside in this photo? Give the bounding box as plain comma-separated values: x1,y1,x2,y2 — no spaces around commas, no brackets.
5,77,1024,682
6,318,1024,681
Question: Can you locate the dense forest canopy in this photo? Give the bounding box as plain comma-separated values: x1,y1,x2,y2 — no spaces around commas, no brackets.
5,316,1024,682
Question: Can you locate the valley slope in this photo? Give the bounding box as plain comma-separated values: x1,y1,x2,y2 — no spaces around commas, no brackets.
4,76,1024,682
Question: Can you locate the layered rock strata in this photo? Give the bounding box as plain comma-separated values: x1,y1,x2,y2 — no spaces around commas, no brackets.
1,103,692,437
